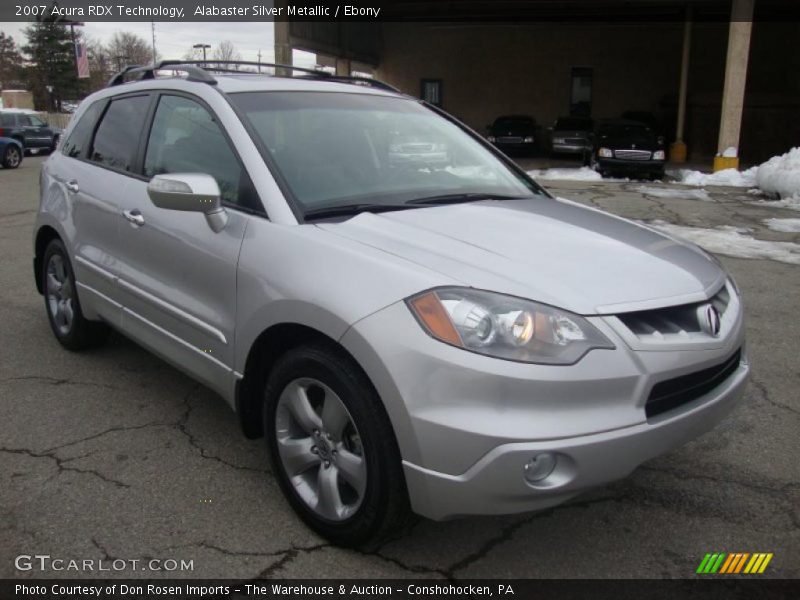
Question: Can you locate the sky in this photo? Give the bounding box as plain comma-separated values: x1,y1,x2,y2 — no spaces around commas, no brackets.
0,21,317,67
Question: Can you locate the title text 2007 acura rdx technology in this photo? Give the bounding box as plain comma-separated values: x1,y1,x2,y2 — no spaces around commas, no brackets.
33,61,748,546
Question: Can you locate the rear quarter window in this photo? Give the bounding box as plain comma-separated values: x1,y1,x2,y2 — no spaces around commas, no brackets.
89,95,150,172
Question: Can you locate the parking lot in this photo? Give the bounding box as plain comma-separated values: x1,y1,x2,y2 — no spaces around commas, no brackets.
1,156,798,579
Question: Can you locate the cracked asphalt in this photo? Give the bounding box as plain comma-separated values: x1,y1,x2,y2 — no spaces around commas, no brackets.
1,157,798,580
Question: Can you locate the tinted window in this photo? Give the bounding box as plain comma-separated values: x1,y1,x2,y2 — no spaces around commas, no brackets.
494,116,535,128
28,115,46,127
17,114,32,126
0,114,14,127
90,95,150,172
62,100,105,159
144,95,254,208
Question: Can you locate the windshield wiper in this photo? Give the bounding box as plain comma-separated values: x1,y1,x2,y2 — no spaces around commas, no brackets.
304,203,418,221
405,193,530,206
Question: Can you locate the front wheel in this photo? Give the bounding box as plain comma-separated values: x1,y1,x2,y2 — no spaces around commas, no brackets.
42,239,109,350
263,342,412,547
3,144,21,168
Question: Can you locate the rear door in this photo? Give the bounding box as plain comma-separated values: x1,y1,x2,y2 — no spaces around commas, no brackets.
65,94,152,325
116,92,257,397
18,113,50,149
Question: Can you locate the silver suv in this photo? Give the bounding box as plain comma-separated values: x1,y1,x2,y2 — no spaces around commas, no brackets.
34,61,748,546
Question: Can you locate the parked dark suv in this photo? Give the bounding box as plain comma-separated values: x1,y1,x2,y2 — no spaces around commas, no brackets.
486,115,539,155
0,110,61,154
585,119,666,179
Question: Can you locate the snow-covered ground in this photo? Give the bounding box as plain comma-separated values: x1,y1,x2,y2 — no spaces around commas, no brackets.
646,221,800,265
635,185,711,201
749,197,800,212
668,166,758,188
527,167,604,182
763,218,800,233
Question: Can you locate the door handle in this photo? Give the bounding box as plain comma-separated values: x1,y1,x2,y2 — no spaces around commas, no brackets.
122,209,145,227
65,180,79,194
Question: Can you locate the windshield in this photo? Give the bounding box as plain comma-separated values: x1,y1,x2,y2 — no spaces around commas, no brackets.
598,123,652,138
231,92,542,214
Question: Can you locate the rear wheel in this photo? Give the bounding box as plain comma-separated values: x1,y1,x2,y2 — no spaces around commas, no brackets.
3,145,21,169
263,342,412,547
42,239,109,350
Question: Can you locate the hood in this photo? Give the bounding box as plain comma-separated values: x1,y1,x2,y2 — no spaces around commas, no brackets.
318,198,725,315
598,131,659,150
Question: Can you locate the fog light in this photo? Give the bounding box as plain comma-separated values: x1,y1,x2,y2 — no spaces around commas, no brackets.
523,453,557,483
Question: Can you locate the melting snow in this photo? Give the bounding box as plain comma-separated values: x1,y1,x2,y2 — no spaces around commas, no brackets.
528,167,604,182
635,185,711,201
763,218,800,233
669,167,758,188
756,147,800,200
647,220,800,265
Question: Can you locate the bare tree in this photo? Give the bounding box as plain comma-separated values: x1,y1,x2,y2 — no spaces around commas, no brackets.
106,31,155,69
212,40,241,67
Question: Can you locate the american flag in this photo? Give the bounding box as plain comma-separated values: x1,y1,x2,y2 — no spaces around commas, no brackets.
75,42,90,79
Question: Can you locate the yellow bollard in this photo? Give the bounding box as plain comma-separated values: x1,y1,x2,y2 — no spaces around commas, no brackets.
713,156,739,171
669,141,688,163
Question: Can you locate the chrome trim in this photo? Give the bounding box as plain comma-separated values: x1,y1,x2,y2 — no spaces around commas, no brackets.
122,306,232,372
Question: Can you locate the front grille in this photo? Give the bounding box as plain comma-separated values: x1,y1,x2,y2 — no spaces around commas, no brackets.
497,136,522,143
619,285,730,338
645,348,742,419
614,149,652,160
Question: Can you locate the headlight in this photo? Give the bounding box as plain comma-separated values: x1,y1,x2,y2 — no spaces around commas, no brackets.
406,288,614,364
652,150,665,160
523,136,534,143
598,147,613,158
487,135,496,143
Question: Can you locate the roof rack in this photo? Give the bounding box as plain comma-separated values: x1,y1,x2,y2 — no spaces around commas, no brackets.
107,60,399,93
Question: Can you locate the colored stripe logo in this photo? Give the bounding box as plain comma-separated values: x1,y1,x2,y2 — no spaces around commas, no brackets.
696,552,773,574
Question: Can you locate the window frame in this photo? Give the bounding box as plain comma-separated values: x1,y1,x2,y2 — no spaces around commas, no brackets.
139,90,266,216
61,99,108,160
86,92,154,180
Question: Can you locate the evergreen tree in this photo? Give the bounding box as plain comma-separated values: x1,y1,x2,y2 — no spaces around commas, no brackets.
22,19,79,111
0,32,24,90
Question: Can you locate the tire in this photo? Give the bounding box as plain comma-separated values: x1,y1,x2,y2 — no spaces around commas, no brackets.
42,239,109,351
3,144,21,169
263,341,412,547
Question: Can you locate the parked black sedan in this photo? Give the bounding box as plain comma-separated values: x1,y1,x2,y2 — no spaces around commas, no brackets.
486,115,539,155
584,119,666,179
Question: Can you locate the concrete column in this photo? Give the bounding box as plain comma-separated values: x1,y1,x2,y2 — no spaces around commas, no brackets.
714,0,754,171
669,7,692,163
335,57,351,77
274,19,292,76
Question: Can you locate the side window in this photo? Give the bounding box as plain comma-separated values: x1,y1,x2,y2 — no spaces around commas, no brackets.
18,114,32,126
62,100,105,159
0,114,13,127
90,95,150,172
29,115,46,127
144,95,256,209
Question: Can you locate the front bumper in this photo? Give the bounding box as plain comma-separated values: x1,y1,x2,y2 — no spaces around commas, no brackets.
341,296,747,521
597,157,665,173
552,142,590,154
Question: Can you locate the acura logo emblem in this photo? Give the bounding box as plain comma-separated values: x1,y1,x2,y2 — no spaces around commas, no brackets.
697,304,721,337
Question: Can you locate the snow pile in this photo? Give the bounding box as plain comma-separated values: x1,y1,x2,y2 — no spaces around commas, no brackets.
755,147,800,200
646,221,800,265
635,185,711,201
527,167,603,182
670,167,758,188
763,218,800,233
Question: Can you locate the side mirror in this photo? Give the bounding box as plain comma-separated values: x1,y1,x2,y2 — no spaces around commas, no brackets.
147,173,228,233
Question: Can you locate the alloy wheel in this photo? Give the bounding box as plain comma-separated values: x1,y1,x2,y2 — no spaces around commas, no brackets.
46,254,74,336
6,147,20,168
275,377,367,521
